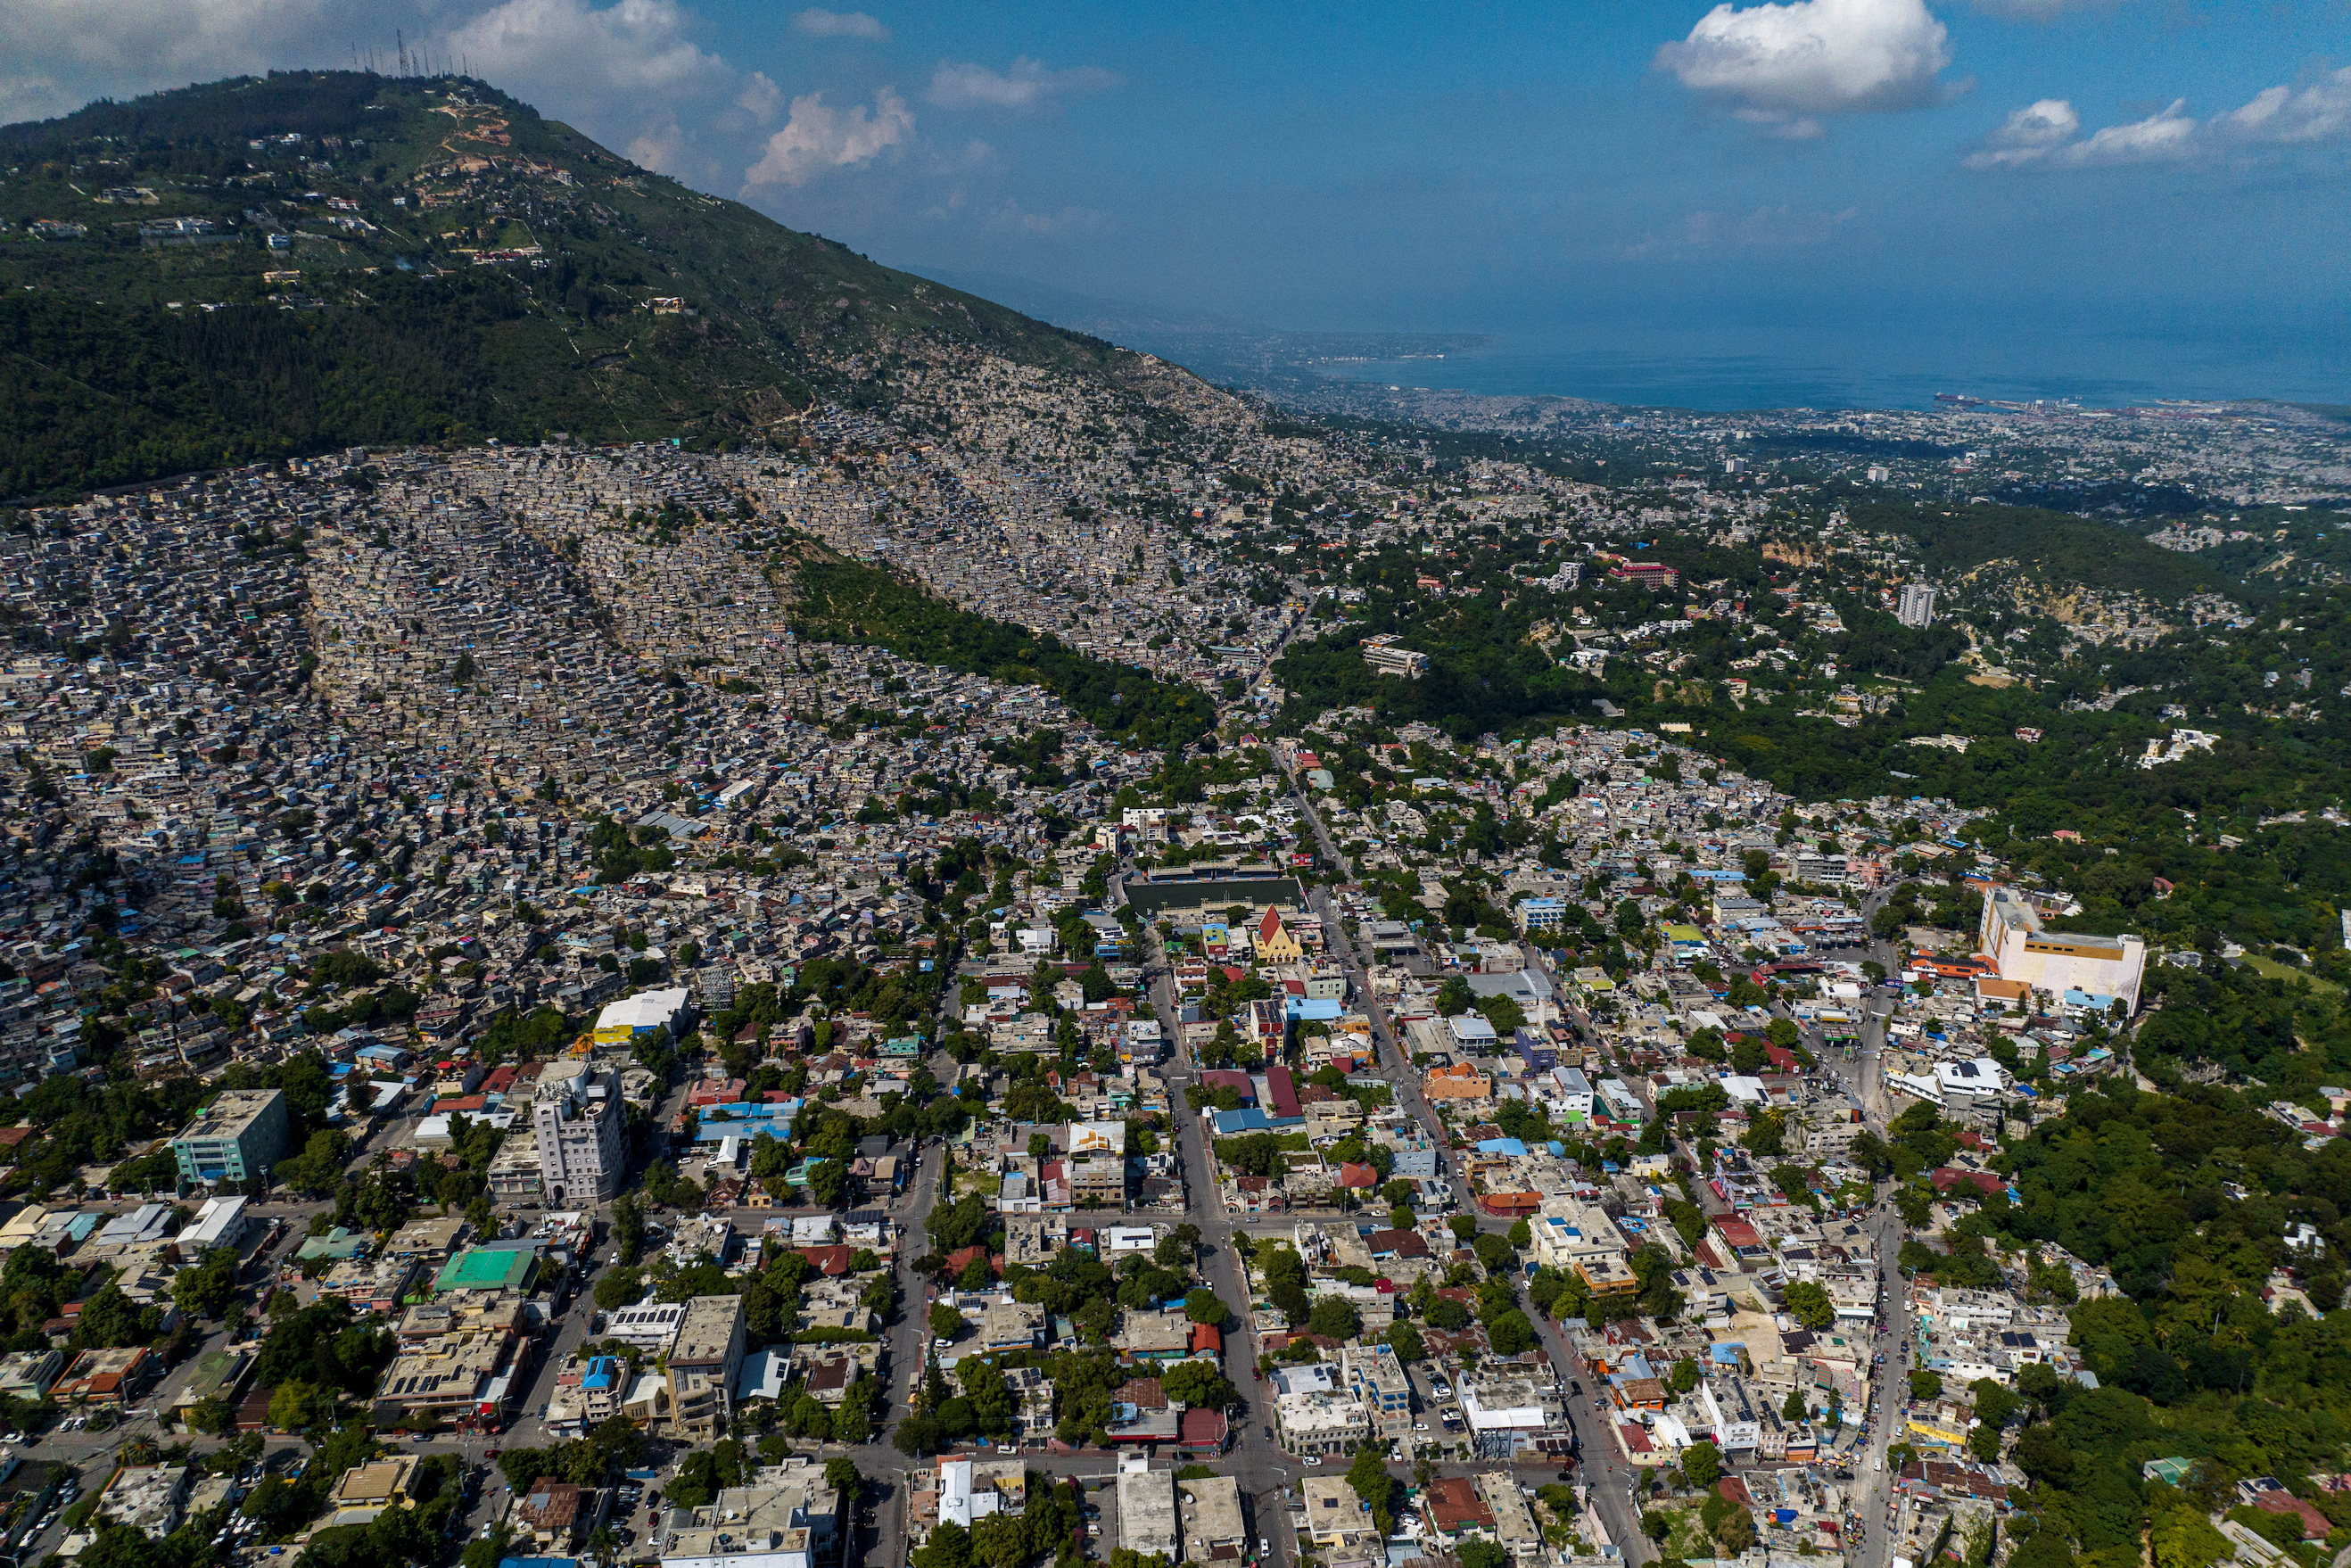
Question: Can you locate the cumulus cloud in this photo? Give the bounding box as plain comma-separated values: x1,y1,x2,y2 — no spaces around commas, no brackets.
737,70,784,123
439,0,735,177
741,86,912,188
927,56,1119,111
791,8,888,40
1966,67,2351,168
2,0,346,122
1655,0,1960,133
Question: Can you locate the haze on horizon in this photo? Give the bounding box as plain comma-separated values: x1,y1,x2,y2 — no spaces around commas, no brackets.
7,0,2347,364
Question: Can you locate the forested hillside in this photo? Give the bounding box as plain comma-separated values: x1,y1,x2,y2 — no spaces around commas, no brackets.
0,70,1151,497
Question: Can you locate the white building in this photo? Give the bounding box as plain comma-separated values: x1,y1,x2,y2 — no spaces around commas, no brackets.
532,1060,628,1204
1977,885,2145,1014
1897,584,1936,628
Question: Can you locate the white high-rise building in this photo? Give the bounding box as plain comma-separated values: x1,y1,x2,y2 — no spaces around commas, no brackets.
532,1060,627,1205
1897,583,1936,628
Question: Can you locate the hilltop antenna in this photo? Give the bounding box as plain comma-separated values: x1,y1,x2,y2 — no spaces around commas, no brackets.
397,29,408,77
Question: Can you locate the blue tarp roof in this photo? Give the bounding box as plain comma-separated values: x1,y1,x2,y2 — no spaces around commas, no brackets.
1474,1137,1529,1157
1210,1109,1306,1135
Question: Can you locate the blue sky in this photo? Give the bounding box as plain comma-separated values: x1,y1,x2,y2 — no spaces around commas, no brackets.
11,0,2350,339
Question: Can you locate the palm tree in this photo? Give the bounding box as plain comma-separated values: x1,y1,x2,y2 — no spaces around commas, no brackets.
586,1526,621,1564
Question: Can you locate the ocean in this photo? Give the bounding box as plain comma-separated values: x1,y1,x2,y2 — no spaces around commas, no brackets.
1313,314,2351,413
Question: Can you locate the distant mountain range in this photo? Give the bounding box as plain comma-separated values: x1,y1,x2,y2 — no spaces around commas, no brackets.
0,71,1167,499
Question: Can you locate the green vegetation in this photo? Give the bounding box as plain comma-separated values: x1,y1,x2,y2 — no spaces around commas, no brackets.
789,552,1211,748
0,70,1150,498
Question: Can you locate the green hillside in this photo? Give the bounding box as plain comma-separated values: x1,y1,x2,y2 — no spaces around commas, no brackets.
1851,499,2221,599
0,70,1147,499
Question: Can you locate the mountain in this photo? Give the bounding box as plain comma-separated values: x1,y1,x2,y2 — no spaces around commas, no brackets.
0,70,1161,499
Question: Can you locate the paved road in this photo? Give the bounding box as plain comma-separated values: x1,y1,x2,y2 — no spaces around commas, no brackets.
1265,773,1657,1566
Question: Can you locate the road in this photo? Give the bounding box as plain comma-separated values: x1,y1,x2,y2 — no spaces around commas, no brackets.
1152,771,1655,1567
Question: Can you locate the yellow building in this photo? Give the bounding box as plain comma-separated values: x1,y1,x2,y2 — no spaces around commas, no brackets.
1254,909,1303,963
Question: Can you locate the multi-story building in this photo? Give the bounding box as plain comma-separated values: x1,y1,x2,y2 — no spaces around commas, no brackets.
658,1458,840,1568
1339,1342,1413,1441
170,1089,291,1187
1977,884,2146,1014
532,1061,627,1204
666,1294,746,1438
1897,583,1936,628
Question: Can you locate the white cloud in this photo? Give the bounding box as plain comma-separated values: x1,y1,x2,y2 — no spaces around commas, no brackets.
738,70,784,123
1962,97,2081,165
437,0,734,177
1655,0,1960,132
791,8,888,41
741,86,912,187
1966,68,2351,169
0,0,345,122
926,56,1119,111
2214,70,2351,145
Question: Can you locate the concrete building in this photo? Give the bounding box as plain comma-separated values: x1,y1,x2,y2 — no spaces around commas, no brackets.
1301,1476,1380,1556
170,1089,291,1186
1177,1474,1246,1564
1115,1457,1177,1561
532,1060,628,1204
659,1460,840,1568
1340,1342,1414,1441
1475,1472,1546,1559
1274,1388,1371,1457
1977,885,2145,1014
97,1465,191,1538
604,1300,687,1355
1897,583,1936,629
666,1294,747,1437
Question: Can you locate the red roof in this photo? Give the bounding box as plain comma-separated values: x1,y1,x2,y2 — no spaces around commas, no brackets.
1190,1322,1223,1354
1712,1215,1764,1250
1338,1162,1379,1189
1264,1065,1300,1119
1178,1407,1228,1448
796,1245,851,1275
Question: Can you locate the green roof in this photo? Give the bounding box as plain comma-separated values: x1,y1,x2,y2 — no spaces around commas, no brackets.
295,1226,370,1262
432,1246,539,1293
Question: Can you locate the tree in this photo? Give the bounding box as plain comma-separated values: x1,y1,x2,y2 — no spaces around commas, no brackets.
1910,1368,1943,1400
1182,1289,1230,1326
172,1248,241,1318
1386,1321,1425,1365
893,1415,941,1457
1682,1440,1722,1489
1783,1280,1834,1330
594,1268,645,1311
1458,1543,1509,1568
1159,1360,1236,1411
1307,1296,1360,1341
1781,1387,1808,1423
614,1193,646,1266
929,1303,967,1341
268,1380,332,1432
1346,1446,1398,1535
825,1457,862,1499
1488,1309,1538,1357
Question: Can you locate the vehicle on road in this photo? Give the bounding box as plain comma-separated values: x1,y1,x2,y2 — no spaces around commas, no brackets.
1302,1457,1321,1467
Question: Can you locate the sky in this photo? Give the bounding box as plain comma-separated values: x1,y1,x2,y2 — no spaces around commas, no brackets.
6,0,2349,351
